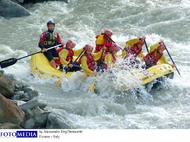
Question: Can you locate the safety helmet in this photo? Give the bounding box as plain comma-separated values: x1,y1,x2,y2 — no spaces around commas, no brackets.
159,41,165,51
104,29,113,37
139,37,145,42
84,44,93,52
47,19,55,26
66,40,76,49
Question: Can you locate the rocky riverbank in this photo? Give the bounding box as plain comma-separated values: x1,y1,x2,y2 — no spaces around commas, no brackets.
0,70,70,129
0,0,68,18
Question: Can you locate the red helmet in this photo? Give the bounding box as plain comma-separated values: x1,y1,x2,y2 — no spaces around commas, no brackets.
159,41,165,51
104,29,113,37
84,44,93,52
139,37,145,44
66,40,76,49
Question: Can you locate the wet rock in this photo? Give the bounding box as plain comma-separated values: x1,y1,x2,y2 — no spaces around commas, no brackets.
13,0,69,4
22,0,68,4
13,91,28,101
11,0,24,4
24,107,50,128
0,74,15,98
0,70,4,76
24,118,35,129
46,113,71,129
0,0,30,18
16,100,26,106
20,99,47,111
0,94,25,125
13,87,38,101
0,122,22,129
32,107,50,128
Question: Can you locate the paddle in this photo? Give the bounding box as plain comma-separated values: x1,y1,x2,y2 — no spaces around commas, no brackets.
74,48,86,63
0,44,62,68
162,42,181,76
144,39,149,53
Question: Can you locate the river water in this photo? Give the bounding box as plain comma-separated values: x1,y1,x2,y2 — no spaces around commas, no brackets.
0,0,190,128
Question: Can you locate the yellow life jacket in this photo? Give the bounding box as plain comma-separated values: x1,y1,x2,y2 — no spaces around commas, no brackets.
149,43,160,52
96,34,104,45
122,38,144,60
125,38,140,48
148,42,168,65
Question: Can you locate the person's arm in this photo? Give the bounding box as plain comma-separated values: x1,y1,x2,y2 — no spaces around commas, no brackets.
56,33,64,47
81,56,94,76
138,51,145,60
93,49,103,61
59,49,70,66
38,33,45,49
159,55,168,64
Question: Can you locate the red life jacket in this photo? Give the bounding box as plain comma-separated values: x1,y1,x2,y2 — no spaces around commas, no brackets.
86,54,96,71
127,44,142,57
144,49,163,66
65,48,74,63
95,34,113,53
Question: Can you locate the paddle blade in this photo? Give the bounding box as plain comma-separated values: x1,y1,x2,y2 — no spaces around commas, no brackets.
0,58,17,68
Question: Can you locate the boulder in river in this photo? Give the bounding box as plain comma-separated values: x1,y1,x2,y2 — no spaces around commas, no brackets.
0,73,15,98
0,0,30,18
13,87,39,101
15,0,69,4
20,98,47,111
46,112,72,129
0,94,25,125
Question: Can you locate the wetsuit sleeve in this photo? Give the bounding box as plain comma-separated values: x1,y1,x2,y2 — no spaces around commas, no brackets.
159,55,168,64
59,49,69,66
56,33,62,44
81,56,94,76
38,33,45,49
74,48,84,56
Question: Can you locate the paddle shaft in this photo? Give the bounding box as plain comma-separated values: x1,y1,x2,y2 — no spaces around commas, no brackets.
0,44,62,68
163,43,181,76
74,49,86,62
18,44,62,60
144,39,149,53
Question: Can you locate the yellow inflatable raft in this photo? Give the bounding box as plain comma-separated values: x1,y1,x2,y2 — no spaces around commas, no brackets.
31,53,175,90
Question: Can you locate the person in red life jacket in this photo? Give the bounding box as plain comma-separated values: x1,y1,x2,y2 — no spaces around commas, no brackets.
95,29,120,71
38,20,64,69
122,37,146,60
58,40,81,72
144,41,169,68
80,45,96,76
95,29,113,53
96,42,120,72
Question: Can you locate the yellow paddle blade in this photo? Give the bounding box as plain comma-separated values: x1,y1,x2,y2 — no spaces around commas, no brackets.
55,79,62,88
88,82,95,93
